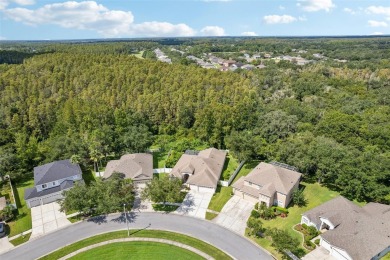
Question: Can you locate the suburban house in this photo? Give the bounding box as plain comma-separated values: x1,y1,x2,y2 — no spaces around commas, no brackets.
103,153,153,184
170,148,227,193
232,162,302,208
301,196,390,260
24,160,82,208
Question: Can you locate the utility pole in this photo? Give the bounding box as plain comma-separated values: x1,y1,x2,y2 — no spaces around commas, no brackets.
123,203,130,236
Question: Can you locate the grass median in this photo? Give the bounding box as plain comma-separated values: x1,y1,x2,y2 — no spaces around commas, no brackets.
39,230,231,260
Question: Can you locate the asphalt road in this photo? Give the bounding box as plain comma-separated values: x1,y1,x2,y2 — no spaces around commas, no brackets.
0,212,273,260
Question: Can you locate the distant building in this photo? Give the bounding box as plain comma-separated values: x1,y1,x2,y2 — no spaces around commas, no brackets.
103,153,153,184
170,148,227,193
301,196,390,260
233,162,301,208
24,160,83,208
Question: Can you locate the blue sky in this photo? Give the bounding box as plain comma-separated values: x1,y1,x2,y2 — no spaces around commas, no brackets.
1,0,390,40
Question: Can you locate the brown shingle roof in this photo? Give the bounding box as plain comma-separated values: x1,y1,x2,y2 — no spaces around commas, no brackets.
103,153,153,181
244,162,301,195
303,196,390,259
170,148,226,189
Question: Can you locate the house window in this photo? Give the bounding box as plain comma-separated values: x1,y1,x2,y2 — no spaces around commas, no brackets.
278,200,283,206
52,182,56,186
42,184,47,189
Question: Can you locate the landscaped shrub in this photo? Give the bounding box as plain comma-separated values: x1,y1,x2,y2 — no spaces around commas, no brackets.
254,202,259,210
314,239,320,245
251,209,260,218
307,226,319,238
274,206,289,214
302,223,308,229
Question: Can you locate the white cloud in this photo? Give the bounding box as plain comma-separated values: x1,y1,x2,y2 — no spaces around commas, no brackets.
298,16,307,21
132,22,196,37
263,15,297,24
0,36,6,40
368,20,388,27
371,32,384,35
200,26,225,36
241,31,257,36
343,8,356,15
366,6,390,16
0,0,34,10
3,1,196,37
297,0,335,12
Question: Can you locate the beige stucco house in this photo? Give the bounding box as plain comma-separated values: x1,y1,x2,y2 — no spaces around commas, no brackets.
301,196,390,260
232,162,301,208
170,148,227,193
103,153,153,184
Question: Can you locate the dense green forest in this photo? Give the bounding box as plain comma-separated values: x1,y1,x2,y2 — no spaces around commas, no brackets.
0,37,389,203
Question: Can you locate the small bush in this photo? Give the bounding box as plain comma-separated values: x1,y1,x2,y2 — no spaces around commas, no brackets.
302,223,308,229
274,206,289,214
251,209,260,218
314,239,320,245
307,226,319,238
255,202,259,210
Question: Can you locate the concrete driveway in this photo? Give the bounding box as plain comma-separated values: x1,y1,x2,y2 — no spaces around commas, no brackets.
213,195,254,234
30,202,71,239
0,236,14,254
302,246,336,260
175,190,213,219
132,183,153,212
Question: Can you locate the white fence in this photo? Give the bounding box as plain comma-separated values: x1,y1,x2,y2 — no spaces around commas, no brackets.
153,168,172,174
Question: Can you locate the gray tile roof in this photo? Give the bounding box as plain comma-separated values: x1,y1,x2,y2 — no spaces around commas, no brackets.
170,148,227,189
243,162,301,195
103,153,153,181
24,180,75,200
34,160,81,186
303,196,390,259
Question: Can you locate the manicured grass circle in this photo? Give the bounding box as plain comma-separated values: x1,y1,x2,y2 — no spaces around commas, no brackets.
69,241,203,260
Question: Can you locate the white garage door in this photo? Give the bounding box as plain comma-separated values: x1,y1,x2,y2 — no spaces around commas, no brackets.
243,193,258,203
42,193,63,205
198,186,214,193
320,238,332,252
28,198,41,208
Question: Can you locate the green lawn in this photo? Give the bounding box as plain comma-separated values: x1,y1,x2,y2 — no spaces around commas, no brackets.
221,154,239,180
39,230,231,260
69,241,202,260
383,252,390,260
153,151,169,168
7,179,34,237
247,182,340,258
231,160,259,184
205,212,218,220
132,51,144,59
82,168,97,185
207,186,233,214
9,232,32,246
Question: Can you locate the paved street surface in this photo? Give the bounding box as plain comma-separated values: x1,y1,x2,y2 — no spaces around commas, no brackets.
175,191,213,219
213,195,254,234
0,212,273,260
0,236,14,254
302,246,336,260
30,202,71,239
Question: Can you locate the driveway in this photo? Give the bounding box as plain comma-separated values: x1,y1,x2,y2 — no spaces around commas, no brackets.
174,190,213,219
132,183,153,212
0,212,273,260
30,202,71,239
302,246,336,260
213,195,254,234
0,236,14,254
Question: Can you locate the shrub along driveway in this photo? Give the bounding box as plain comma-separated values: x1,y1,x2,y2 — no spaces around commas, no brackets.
213,195,254,234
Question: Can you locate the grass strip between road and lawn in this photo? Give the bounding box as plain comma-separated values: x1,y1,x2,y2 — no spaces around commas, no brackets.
9,232,32,246
68,241,203,260
38,230,231,260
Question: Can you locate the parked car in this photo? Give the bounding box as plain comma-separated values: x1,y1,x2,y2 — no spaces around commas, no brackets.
0,222,6,237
